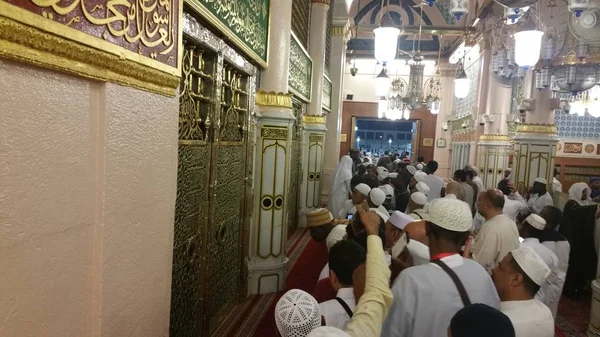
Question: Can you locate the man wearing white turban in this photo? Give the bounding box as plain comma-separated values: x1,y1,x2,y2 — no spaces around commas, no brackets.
526,178,554,215
367,188,389,221
406,192,429,220
328,156,354,220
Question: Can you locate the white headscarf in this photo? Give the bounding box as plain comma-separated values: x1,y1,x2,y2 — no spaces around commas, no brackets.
328,156,354,218
569,182,591,206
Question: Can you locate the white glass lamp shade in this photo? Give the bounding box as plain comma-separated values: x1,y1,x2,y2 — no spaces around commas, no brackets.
514,30,544,68
374,26,400,65
430,100,440,114
375,69,391,97
378,98,387,118
402,108,410,120
571,101,586,116
454,77,470,99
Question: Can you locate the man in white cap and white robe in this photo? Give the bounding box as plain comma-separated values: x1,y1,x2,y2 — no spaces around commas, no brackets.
385,211,430,266
307,208,347,251
381,198,500,337
519,214,562,318
275,289,322,337
526,178,554,214
339,183,371,219
406,192,428,220
367,188,389,221
471,189,520,271
414,182,429,197
491,247,554,337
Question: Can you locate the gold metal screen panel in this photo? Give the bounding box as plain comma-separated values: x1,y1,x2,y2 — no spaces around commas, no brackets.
291,0,311,48
325,1,333,75
287,102,304,233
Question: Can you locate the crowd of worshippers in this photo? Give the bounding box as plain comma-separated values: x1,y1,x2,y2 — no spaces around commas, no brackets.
273,150,600,337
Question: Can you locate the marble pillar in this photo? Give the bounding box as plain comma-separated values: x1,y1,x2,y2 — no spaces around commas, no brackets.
477,41,513,189
322,20,350,205
298,0,330,227
512,71,559,194
432,66,456,179
247,0,294,295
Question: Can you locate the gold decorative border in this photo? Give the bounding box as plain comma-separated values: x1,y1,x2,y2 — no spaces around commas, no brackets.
480,134,512,141
302,115,326,124
255,90,293,108
516,123,558,134
0,16,179,96
185,0,270,68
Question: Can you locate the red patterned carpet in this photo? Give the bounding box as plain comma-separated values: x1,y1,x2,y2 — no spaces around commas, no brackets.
556,292,591,337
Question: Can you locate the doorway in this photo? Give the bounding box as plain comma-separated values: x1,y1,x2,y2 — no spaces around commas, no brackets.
351,117,420,159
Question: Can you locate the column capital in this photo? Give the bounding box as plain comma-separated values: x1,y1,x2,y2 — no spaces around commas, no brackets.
255,90,293,109
479,134,512,142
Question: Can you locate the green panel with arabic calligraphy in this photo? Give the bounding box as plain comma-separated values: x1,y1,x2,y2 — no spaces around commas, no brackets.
186,0,270,67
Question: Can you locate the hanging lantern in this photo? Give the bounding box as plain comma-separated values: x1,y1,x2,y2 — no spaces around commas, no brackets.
374,13,400,65
375,68,391,97
454,64,470,99
430,97,441,114
402,107,410,120
514,20,544,68
378,97,387,118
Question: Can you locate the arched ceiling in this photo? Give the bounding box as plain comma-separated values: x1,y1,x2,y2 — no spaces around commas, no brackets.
347,0,482,58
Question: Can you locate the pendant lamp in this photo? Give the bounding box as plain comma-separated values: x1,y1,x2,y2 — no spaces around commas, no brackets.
375,68,391,97
374,12,400,65
454,64,470,99
514,17,543,68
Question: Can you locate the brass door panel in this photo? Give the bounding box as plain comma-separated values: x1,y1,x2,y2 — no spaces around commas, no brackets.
287,100,304,237
171,32,253,336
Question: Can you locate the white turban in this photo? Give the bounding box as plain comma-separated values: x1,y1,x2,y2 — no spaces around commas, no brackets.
369,188,386,206
380,184,394,197
275,289,321,337
407,165,417,176
389,211,414,230
410,192,427,206
414,171,427,183
534,177,547,185
354,183,371,197
512,247,551,286
416,182,430,196
416,163,424,170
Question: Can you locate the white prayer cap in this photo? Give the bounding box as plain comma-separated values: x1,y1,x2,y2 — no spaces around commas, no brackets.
377,167,389,180
505,168,512,172
377,166,388,175
380,184,394,197
410,192,427,205
354,183,371,197
470,166,480,175
534,177,547,185
407,165,417,176
512,247,551,286
275,289,321,337
414,171,427,183
393,159,401,164
369,188,386,206
307,327,350,337
416,163,424,170
428,198,472,232
525,214,546,230
389,211,414,230
416,182,430,196
389,172,398,178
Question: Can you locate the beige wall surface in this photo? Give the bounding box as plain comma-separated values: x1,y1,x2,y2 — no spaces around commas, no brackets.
0,59,178,337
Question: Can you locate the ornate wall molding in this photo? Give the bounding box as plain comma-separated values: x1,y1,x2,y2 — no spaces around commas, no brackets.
261,127,289,140
302,115,326,124
289,31,313,102
479,134,512,142
0,1,181,96
255,90,293,109
516,124,558,134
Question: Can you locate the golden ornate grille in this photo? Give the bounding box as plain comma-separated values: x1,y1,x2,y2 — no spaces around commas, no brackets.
325,0,333,75
287,100,304,236
291,0,311,48
171,18,255,335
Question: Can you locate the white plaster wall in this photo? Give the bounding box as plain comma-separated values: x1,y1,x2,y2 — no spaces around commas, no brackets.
343,59,438,103
0,59,178,337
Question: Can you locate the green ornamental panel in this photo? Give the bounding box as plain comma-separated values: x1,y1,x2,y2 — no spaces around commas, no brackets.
186,0,271,67
289,33,313,102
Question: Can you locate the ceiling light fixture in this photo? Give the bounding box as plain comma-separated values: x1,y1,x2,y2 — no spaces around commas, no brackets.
373,0,400,65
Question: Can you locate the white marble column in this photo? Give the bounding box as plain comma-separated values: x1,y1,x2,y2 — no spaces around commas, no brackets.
432,66,456,179
322,19,350,205
247,0,295,295
299,0,330,226
477,36,513,189
512,72,559,194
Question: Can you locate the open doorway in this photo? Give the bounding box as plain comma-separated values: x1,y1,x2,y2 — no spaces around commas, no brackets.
351,117,420,160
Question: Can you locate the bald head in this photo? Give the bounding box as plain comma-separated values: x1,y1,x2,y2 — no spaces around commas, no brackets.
477,189,505,219
483,189,505,209
446,181,461,197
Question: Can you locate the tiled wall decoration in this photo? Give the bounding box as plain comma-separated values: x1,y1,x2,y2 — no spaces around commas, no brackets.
564,142,583,154
555,111,600,139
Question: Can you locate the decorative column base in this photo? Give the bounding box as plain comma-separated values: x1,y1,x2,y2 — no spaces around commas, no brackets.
588,280,600,336
512,124,559,194
247,93,295,295
477,134,513,189
299,115,327,227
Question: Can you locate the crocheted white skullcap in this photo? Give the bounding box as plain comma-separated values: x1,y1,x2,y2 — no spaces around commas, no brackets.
275,289,321,337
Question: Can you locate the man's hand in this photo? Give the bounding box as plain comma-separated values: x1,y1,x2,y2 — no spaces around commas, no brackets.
463,235,474,258
356,206,381,236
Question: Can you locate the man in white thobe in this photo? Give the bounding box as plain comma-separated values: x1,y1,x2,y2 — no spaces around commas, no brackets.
492,247,555,337
422,161,445,201
466,165,484,195
445,181,461,199
339,183,371,219
553,168,563,194
538,205,570,317
368,188,389,221
381,199,500,337
526,178,554,215
384,211,430,266
519,214,562,319
406,192,429,221
473,179,527,233
471,189,521,271
307,208,347,252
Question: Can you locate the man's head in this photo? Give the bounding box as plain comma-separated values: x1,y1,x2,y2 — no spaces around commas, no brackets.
539,206,562,230
351,183,371,204
448,304,515,337
328,240,366,291
532,178,548,194
417,156,425,163
476,189,505,219
275,289,321,337
497,179,511,196
349,147,360,160
307,208,335,242
426,160,439,174
368,188,386,208
554,168,559,178
465,170,474,183
591,177,600,190
346,213,386,250
446,181,462,197
426,198,472,250
408,192,427,212
519,213,546,239
385,211,414,248
453,169,467,182
504,168,512,179
491,248,550,301
350,175,363,191
404,219,429,246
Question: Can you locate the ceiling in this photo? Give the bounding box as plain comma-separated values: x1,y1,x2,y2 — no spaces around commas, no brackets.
347,0,482,59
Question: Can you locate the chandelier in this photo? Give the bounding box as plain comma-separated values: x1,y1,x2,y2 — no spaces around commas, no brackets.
373,0,401,65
